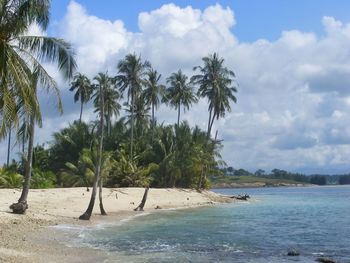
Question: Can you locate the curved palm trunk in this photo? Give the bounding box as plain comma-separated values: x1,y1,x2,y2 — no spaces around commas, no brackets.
10,115,35,214
80,84,105,220
79,101,84,123
134,187,149,211
99,177,107,215
6,127,11,166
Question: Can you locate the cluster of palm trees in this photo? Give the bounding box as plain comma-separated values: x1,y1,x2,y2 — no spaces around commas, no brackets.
70,53,237,158
0,0,238,219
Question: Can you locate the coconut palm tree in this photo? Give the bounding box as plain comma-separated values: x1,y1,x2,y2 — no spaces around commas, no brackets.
79,73,107,220
115,54,150,158
124,94,151,137
93,73,120,136
143,68,165,142
0,0,76,137
165,70,198,126
1,0,77,214
191,53,237,137
70,73,92,123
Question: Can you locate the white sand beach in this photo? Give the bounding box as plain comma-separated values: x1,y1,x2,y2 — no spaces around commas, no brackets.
0,187,232,263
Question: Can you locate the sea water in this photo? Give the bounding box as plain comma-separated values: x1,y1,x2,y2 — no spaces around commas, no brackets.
66,186,350,263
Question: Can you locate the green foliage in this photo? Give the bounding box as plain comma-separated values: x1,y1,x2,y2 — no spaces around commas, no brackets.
49,121,93,179
0,167,23,188
61,148,113,188
32,144,50,170
192,52,237,135
108,148,155,187
30,168,55,189
210,175,305,187
339,175,350,185
310,175,327,185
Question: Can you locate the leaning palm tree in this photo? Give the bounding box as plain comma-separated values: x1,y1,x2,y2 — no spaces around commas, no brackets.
0,0,76,214
70,73,92,123
143,68,165,142
191,53,237,137
165,70,198,126
93,73,121,136
79,73,107,220
115,54,150,158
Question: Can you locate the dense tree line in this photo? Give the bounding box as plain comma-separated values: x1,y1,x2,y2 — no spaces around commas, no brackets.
220,167,350,185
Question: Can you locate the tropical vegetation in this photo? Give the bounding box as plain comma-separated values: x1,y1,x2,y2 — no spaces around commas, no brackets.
0,0,239,219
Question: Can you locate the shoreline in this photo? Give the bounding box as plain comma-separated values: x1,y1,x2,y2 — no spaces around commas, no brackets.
211,182,312,189
0,187,233,263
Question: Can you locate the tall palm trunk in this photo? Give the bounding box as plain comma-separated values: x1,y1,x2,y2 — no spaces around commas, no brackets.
130,89,135,159
6,127,11,166
130,88,135,160
80,84,105,220
151,102,155,143
99,177,107,215
134,187,149,211
197,166,205,190
79,101,84,123
107,107,111,136
208,111,216,138
177,104,181,127
207,109,212,137
10,114,35,214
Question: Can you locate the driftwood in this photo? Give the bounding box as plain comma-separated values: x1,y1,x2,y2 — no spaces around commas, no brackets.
230,194,250,201
134,187,149,211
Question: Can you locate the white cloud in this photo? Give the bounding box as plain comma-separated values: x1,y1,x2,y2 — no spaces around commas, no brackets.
3,2,350,174
58,1,130,76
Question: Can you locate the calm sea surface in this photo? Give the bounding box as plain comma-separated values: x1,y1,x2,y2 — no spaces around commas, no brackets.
65,186,350,262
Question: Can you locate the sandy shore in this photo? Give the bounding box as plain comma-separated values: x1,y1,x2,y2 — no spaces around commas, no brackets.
0,187,232,263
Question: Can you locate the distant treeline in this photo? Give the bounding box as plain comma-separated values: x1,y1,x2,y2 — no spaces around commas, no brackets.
220,167,350,186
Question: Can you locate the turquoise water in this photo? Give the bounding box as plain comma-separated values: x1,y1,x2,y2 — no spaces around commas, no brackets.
70,186,350,262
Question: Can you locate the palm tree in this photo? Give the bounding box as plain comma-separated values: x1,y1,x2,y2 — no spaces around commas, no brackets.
1,0,77,214
165,70,198,126
0,0,76,137
93,73,120,136
124,94,151,137
70,73,92,123
80,73,107,220
61,155,94,191
191,53,237,137
144,68,165,142
115,54,150,158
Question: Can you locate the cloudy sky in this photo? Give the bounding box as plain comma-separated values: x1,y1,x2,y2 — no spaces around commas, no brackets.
3,0,350,174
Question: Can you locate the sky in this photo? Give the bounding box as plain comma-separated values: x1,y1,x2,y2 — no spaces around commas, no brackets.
3,0,350,174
